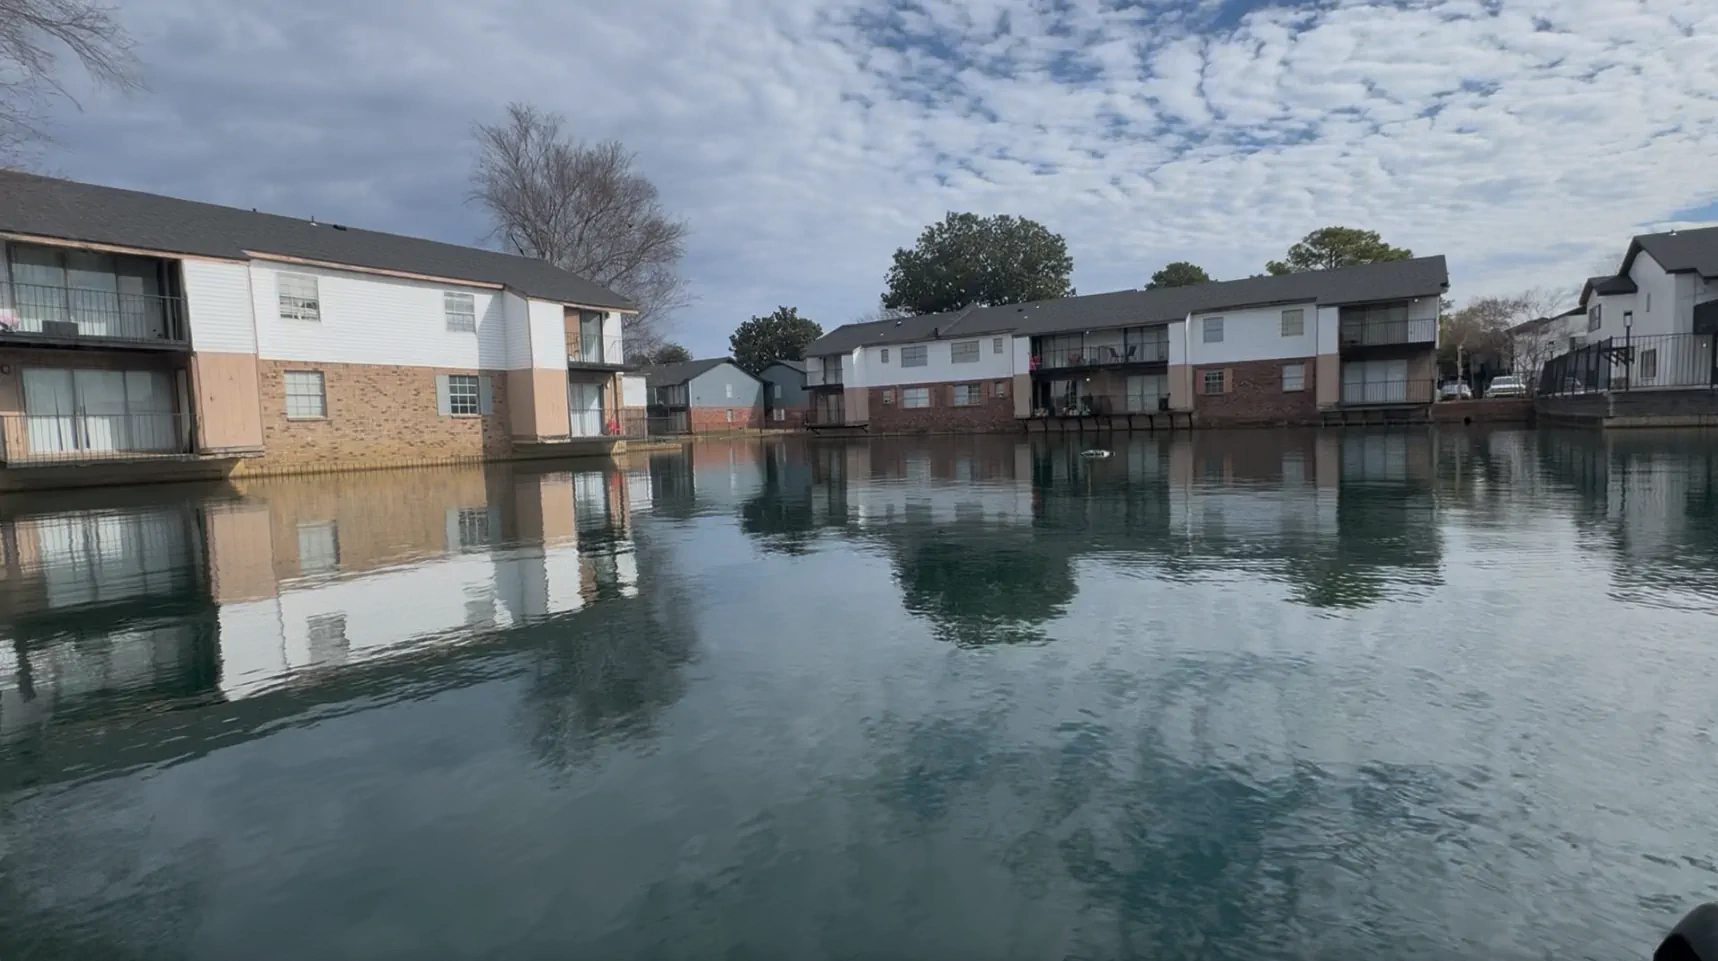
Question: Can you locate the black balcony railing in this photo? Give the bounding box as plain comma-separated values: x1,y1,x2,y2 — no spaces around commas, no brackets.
0,411,192,465
806,365,844,388
0,282,188,344
648,412,691,435
1538,333,1718,396
807,408,856,428
1339,317,1436,349
1029,392,1171,417
1339,377,1437,406
1031,340,1168,371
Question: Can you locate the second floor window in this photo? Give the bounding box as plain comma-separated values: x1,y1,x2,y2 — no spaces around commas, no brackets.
951,340,980,364
444,292,476,332
578,311,604,363
1281,309,1304,337
901,345,928,367
278,273,320,322
1588,304,1602,331
1203,317,1224,343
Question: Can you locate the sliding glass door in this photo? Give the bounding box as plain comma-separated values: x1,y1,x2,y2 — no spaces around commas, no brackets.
568,381,605,437
20,367,179,456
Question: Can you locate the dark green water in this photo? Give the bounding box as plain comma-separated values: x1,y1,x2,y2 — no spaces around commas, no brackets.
1,428,1716,960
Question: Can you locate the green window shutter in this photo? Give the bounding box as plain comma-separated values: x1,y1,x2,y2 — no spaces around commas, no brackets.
436,374,451,416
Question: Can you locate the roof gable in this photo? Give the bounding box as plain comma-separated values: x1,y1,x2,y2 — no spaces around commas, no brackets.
642,357,755,387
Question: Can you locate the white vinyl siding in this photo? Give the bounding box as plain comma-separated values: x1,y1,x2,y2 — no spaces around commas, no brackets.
1282,363,1306,392
902,387,931,408
901,345,928,368
277,273,321,322
181,260,257,352
951,340,979,364
1203,317,1224,343
444,292,477,332
1280,309,1304,337
435,374,494,417
283,371,325,419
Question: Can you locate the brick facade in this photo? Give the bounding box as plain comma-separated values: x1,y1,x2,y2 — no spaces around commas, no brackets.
766,406,807,430
688,405,762,433
1191,356,1320,427
246,359,513,473
869,378,1017,433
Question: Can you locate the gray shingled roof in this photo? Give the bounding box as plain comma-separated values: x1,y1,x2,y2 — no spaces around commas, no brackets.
0,171,633,310
642,357,752,387
806,256,1449,354
1584,274,1639,300
1632,225,1718,278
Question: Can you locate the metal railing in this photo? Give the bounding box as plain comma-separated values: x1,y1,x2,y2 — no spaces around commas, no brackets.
1031,340,1169,371
1028,392,1171,417
608,410,649,438
0,411,192,465
807,407,854,427
1340,377,1437,406
648,412,690,435
1339,317,1436,348
1538,333,1716,395
0,282,188,344
805,364,843,388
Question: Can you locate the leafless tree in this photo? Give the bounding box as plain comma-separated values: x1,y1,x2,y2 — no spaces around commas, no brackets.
849,305,909,325
0,0,140,164
470,103,689,348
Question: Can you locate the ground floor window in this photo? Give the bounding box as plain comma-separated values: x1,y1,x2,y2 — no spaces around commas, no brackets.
772,408,785,422
1282,363,1306,392
284,370,325,419
994,380,1008,398
1126,374,1167,412
446,374,481,415
1202,369,1226,395
952,383,981,406
19,366,181,456
902,387,931,408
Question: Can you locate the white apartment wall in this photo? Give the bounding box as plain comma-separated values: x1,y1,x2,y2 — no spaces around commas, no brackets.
182,260,258,353
1622,252,1680,338
1167,320,1189,365
1586,290,1639,343
858,334,1017,387
622,374,648,407
250,260,513,370
1314,306,1340,353
1185,301,1319,365
502,293,532,370
527,299,570,370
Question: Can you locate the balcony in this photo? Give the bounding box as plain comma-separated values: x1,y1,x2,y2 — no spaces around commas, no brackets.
0,282,188,348
0,411,193,466
1031,340,1168,372
805,364,844,388
1338,315,1436,350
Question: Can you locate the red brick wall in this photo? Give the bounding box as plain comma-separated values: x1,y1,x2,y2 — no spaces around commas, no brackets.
766,407,807,429
688,405,762,432
1191,357,1320,427
246,359,512,473
869,379,1017,433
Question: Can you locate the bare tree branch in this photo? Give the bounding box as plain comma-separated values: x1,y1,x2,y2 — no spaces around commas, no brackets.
470,103,691,346
0,0,140,165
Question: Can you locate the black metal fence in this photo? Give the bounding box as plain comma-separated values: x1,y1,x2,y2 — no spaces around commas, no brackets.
1340,377,1438,406
0,282,188,343
1537,333,1718,396
0,411,192,464
1032,340,1169,371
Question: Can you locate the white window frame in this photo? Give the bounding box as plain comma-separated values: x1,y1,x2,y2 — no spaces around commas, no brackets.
881,348,889,363
772,407,785,422
1203,317,1224,343
952,383,981,406
772,383,782,400
993,337,1004,354
901,345,928,368
1282,362,1306,392
951,340,980,364
993,380,1008,398
725,383,734,399
296,521,339,574
881,388,894,405
278,273,321,322
446,374,481,416
1280,309,1304,338
1202,369,1225,394
902,386,931,408
444,291,477,332
1588,304,1601,332
283,370,326,419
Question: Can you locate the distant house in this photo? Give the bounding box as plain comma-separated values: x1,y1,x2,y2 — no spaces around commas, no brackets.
643,358,762,434
1510,306,1587,378
757,359,808,428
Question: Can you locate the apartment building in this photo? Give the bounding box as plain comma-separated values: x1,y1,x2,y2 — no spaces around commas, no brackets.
802,256,1448,431
1561,226,1718,392
0,172,636,489
757,359,809,427
642,358,762,434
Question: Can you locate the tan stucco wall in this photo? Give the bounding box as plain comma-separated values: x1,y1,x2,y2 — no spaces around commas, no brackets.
191,351,265,452
508,368,576,440
513,472,576,546
1013,373,1032,418
844,386,869,423
1315,353,1341,408
1167,364,1194,411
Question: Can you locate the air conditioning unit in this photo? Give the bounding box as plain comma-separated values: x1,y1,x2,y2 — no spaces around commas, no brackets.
41,320,79,337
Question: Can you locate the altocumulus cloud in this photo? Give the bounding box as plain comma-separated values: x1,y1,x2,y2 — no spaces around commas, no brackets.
40,0,1718,350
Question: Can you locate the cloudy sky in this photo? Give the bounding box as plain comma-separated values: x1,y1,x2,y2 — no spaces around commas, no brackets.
40,0,1718,353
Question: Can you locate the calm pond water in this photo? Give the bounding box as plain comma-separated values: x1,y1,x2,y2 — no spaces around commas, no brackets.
1,428,1716,960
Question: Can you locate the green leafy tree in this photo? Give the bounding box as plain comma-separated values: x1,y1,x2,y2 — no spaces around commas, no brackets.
882,212,1074,315
1265,227,1412,275
1146,261,1213,289
730,307,822,374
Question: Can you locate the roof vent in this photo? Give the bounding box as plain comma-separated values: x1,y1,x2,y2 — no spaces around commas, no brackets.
332,224,348,231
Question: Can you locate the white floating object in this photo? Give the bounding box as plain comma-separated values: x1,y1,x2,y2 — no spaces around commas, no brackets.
1080,449,1112,458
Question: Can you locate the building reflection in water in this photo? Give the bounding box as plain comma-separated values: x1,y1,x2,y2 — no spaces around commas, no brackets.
0,461,648,743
